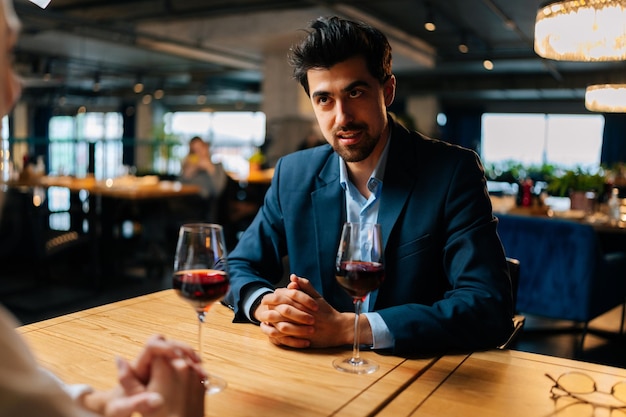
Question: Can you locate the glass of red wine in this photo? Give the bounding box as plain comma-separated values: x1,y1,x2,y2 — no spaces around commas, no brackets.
333,222,384,374
173,223,230,394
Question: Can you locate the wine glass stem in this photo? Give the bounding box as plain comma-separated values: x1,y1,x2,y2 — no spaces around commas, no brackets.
351,298,363,364
197,311,206,362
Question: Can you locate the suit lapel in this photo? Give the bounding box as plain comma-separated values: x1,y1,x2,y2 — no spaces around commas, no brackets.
312,150,343,234
378,123,418,249
372,123,419,308
311,154,353,309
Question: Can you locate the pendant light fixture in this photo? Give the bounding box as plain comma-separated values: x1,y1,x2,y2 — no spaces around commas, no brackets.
534,0,626,61
585,84,626,112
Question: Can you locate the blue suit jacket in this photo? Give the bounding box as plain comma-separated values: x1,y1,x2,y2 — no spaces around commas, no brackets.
224,117,513,355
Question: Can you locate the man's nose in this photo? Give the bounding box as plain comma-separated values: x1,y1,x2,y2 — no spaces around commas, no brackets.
335,100,354,126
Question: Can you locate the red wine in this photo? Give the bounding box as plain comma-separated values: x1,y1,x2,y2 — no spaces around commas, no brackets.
173,269,229,311
335,261,384,300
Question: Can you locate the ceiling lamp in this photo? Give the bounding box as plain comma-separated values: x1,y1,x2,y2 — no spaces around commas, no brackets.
154,88,164,100
458,32,469,53
534,0,626,61
585,84,626,112
133,75,144,94
424,2,436,32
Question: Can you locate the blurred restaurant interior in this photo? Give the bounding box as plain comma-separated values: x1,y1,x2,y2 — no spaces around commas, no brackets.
2,0,626,369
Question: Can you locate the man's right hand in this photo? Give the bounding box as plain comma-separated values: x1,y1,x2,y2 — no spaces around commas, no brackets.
256,275,366,348
254,282,319,348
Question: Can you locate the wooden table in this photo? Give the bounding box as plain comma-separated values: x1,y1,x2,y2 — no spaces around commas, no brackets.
377,349,626,417
6,175,203,282
8,175,201,199
19,290,626,416
18,290,440,417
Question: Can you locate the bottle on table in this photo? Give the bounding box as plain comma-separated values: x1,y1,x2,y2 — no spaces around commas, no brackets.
608,187,621,224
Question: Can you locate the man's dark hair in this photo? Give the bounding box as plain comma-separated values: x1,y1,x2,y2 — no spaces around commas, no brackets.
288,16,393,96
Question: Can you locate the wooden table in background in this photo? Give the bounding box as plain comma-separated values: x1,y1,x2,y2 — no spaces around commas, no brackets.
17,290,439,417
9,174,201,199
227,168,274,185
6,175,202,282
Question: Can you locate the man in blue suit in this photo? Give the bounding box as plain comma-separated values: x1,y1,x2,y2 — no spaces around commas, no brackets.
224,16,513,355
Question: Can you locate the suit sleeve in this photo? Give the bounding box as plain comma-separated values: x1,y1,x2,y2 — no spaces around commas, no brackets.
223,159,287,322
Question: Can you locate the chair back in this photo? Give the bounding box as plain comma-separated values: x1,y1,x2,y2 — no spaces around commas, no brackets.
506,257,520,311
499,257,524,349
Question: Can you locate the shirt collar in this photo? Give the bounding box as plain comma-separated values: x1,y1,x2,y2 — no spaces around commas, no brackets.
339,128,392,191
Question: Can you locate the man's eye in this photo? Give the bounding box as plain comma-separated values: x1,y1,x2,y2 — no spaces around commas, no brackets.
349,90,363,98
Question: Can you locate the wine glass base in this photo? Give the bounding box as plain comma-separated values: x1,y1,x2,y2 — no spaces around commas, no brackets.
203,373,227,395
333,357,379,374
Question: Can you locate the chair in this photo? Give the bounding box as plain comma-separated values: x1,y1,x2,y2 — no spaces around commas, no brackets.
29,193,91,283
0,187,92,310
496,213,626,348
498,257,526,349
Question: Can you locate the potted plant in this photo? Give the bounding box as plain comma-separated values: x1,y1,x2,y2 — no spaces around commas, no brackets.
546,167,606,211
547,168,605,197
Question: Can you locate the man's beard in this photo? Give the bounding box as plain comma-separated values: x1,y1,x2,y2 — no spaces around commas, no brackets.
331,124,380,163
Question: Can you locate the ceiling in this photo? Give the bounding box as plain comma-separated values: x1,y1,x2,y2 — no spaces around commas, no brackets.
12,0,626,113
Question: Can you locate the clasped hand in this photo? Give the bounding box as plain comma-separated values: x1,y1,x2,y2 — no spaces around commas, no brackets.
85,334,206,417
255,275,369,348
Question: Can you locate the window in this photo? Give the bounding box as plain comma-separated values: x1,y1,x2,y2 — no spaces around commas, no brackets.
49,112,123,179
47,111,266,178
47,112,123,232
49,116,80,176
481,113,605,171
48,186,71,231
164,111,266,176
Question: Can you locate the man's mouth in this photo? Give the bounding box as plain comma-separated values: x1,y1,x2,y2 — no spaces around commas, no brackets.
336,128,363,143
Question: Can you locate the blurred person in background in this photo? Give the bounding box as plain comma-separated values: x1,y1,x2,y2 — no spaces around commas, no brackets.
180,136,228,202
178,136,228,223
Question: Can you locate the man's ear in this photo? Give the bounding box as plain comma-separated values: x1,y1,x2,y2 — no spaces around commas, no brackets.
384,75,396,107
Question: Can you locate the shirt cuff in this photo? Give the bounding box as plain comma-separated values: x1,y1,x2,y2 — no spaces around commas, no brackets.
243,287,274,323
362,312,394,349
63,384,94,402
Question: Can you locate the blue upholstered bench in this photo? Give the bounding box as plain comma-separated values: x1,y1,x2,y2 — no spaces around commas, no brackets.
496,213,626,343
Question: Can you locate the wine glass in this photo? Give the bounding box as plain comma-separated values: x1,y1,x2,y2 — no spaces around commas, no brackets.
333,222,385,374
173,223,230,394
